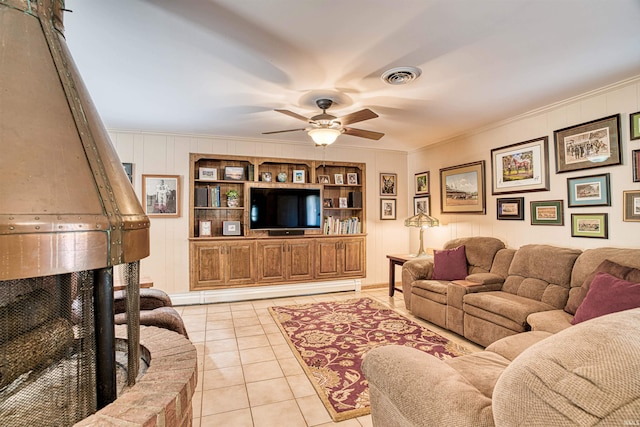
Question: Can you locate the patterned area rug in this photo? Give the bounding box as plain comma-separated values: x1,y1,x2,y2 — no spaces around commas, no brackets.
268,297,470,422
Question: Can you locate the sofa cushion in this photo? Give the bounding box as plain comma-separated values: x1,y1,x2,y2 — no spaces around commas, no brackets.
411,279,448,304
526,309,573,334
572,272,640,324
432,245,467,280
445,352,510,399
503,244,581,309
463,291,555,331
485,331,552,362
444,237,505,274
565,258,640,315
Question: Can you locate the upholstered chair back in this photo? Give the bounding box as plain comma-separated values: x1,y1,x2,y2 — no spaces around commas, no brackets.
443,237,505,275
502,244,582,309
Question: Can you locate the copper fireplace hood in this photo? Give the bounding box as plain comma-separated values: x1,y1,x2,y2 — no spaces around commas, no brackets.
0,0,150,281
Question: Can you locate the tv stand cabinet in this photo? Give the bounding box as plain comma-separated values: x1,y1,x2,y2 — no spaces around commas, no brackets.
188,153,366,291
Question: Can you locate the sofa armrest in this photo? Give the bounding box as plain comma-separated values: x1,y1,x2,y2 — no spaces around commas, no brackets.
402,257,434,310
362,346,494,427
526,309,573,334
465,272,505,285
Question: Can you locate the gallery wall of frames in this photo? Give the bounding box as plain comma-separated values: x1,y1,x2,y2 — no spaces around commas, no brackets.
408,79,640,250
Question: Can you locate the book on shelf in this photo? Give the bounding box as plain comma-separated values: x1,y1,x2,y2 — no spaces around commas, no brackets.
323,216,361,235
210,185,221,207
247,164,255,181
195,187,209,207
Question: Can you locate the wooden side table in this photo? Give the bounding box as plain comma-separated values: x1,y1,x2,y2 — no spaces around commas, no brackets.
386,254,416,296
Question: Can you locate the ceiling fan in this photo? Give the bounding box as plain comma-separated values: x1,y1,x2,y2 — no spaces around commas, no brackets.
262,99,384,146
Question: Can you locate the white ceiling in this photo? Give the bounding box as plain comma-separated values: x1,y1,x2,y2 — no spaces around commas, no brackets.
63,0,640,152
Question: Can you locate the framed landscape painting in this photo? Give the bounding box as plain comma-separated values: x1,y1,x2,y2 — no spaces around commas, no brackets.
571,213,608,239
491,136,549,194
530,200,564,226
631,111,640,141
439,161,486,214
567,173,610,207
496,197,524,220
553,114,621,173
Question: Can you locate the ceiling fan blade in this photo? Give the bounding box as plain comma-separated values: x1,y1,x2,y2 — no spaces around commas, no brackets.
275,109,310,122
262,128,307,135
343,127,385,140
338,108,378,126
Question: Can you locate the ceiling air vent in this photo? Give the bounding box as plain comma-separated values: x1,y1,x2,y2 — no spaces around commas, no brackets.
381,66,422,85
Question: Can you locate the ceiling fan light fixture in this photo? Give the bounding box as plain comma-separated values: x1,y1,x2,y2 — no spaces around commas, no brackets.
308,128,342,146
381,66,422,85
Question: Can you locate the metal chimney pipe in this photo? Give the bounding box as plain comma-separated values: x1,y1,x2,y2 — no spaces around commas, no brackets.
0,0,150,281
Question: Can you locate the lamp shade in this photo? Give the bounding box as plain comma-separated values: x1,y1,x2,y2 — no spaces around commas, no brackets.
308,128,342,146
404,211,440,228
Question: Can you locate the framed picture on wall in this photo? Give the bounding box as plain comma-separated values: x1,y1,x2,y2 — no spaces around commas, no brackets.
142,174,181,217
439,161,486,214
630,111,640,141
623,190,640,222
530,200,564,226
380,173,397,196
567,173,611,207
571,213,608,239
633,149,640,182
414,171,430,195
413,196,430,215
496,197,524,220
380,198,396,220
491,136,549,194
553,114,621,173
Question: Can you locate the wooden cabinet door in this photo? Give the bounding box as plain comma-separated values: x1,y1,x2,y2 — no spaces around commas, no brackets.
191,241,225,289
287,240,314,281
341,237,365,276
257,240,286,282
315,239,340,279
226,241,256,285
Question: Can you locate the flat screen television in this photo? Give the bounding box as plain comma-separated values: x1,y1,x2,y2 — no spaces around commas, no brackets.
249,186,322,230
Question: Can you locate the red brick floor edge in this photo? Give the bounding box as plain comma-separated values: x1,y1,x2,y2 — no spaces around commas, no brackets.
75,325,198,427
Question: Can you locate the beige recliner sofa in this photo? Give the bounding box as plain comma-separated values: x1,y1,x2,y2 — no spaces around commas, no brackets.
362,308,640,426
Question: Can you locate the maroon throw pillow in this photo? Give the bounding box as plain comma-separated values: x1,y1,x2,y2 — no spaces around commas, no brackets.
565,259,640,315
571,272,640,324
432,245,467,281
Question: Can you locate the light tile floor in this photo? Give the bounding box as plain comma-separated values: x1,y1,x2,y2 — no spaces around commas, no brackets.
174,286,482,427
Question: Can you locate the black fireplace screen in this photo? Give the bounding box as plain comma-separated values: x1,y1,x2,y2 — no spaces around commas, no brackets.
0,272,97,426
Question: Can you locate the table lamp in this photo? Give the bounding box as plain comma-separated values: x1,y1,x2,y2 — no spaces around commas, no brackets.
404,210,439,257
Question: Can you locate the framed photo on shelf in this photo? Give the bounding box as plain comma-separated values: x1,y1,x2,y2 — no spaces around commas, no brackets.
198,220,212,237
553,114,621,173
261,171,272,182
323,198,333,208
339,197,348,208
334,174,344,185
415,171,430,195
223,220,241,236
623,190,640,222
491,136,549,194
633,149,640,182
380,198,396,220
318,175,330,184
567,173,610,207
224,166,245,181
380,173,397,196
439,161,486,214
199,167,217,181
530,200,564,226
630,111,640,141
414,196,430,215
142,174,181,217
496,197,524,220
571,213,608,239
293,170,305,183
347,173,358,185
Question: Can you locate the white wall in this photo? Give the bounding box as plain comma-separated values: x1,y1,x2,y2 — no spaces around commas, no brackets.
111,133,410,294
407,76,640,253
